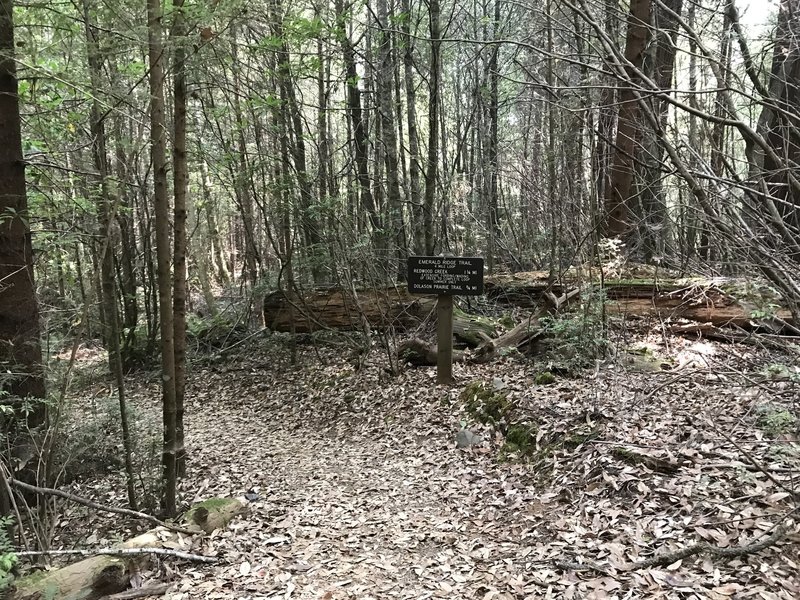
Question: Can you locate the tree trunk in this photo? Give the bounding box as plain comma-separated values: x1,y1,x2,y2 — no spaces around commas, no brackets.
377,0,408,280
147,0,177,517
423,0,441,254
171,0,188,479
334,0,382,256
635,0,682,260
755,0,800,245
603,0,651,239
0,0,46,528
83,0,137,510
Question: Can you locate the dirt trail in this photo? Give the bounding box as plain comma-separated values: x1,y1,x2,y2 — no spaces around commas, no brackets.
184,371,542,599
164,341,800,599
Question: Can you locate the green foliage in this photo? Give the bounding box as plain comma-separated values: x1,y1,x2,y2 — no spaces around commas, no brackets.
0,516,18,592
534,371,556,385
539,289,608,373
761,363,800,382
755,403,798,437
500,423,538,458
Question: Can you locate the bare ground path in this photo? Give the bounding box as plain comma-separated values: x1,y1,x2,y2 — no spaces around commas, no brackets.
181,360,545,599
46,338,800,599
158,339,800,600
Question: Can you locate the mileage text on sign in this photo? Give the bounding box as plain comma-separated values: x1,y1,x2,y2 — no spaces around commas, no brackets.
407,256,484,296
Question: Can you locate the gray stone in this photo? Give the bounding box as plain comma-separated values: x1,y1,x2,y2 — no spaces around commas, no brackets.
456,428,484,448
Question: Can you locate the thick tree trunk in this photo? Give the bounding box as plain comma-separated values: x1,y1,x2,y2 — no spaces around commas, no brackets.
401,0,423,255
0,0,46,527
377,0,408,281
11,498,245,600
264,288,496,345
423,0,441,254
755,0,800,244
603,0,651,239
334,0,382,254
635,0,682,260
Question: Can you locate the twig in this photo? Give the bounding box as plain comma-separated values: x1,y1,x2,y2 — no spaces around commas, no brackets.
7,479,197,535
217,327,268,355
17,547,217,563
627,523,786,570
704,418,799,501
103,583,172,599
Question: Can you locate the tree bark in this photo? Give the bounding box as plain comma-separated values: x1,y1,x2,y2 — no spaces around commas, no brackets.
171,0,188,479
334,0,382,254
377,0,408,280
0,0,46,528
423,0,441,254
147,0,177,517
603,0,651,239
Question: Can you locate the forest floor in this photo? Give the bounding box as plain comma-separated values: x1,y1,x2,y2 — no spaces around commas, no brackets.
48,330,800,599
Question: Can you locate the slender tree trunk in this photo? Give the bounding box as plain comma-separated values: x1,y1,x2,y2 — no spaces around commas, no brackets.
83,0,137,510
230,25,259,285
171,0,188,479
423,0,441,254
147,0,177,517
486,0,501,272
199,158,229,284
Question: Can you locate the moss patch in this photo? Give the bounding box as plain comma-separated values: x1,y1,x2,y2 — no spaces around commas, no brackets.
755,404,798,437
460,381,511,426
563,428,600,450
501,423,538,458
534,371,556,385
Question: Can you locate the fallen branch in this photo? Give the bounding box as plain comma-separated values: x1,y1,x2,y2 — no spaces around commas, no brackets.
627,524,786,570
705,419,800,500
611,446,681,474
8,478,197,535
17,547,216,563
104,583,172,599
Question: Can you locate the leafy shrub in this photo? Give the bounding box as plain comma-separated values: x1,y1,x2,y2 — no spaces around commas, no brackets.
539,288,608,373
0,516,17,592
755,403,798,437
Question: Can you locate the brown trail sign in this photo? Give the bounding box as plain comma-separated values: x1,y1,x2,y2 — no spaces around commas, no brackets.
407,256,484,383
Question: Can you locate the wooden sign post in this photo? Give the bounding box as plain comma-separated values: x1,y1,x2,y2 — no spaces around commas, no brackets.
407,256,484,384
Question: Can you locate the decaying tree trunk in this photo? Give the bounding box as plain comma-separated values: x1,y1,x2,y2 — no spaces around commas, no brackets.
264,288,496,346
265,275,795,369
11,498,246,600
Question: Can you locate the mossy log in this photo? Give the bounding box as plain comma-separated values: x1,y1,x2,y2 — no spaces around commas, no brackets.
11,498,246,600
264,288,495,347
484,274,794,330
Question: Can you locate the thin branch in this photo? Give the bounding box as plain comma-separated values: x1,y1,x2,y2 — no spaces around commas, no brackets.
7,479,198,535
16,547,217,563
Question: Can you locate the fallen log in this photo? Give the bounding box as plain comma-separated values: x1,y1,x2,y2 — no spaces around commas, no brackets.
11,497,246,600
264,288,496,346
397,338,465,366
473,317,545,363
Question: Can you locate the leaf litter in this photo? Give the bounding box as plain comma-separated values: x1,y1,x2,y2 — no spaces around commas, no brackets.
52,333,800,599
